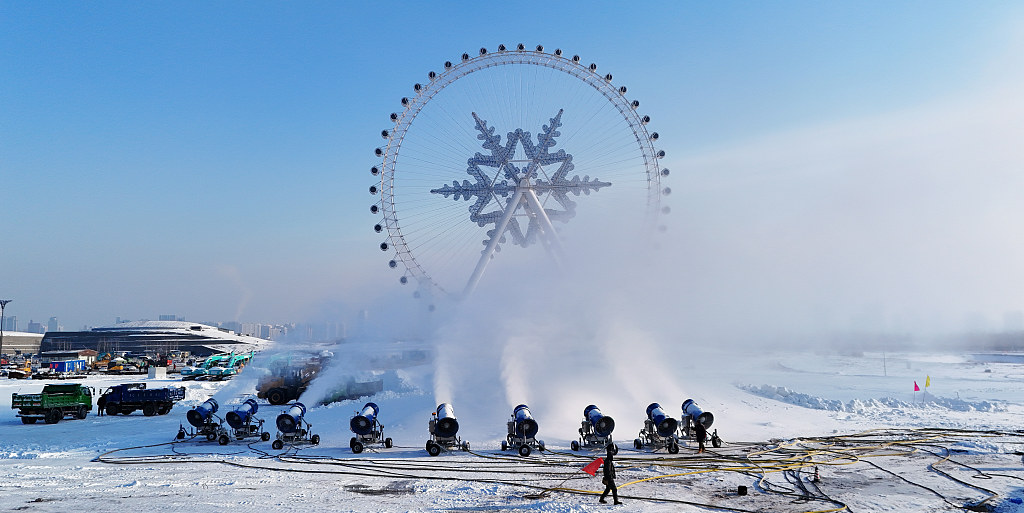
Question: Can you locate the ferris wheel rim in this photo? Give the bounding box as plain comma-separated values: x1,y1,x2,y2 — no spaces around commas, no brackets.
372,45,667,298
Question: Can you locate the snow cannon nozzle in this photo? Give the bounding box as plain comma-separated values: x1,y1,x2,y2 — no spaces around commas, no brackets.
434,403,460,438
584,405,615,437
512,404,539,438
276,402,307,434
226,398,259,429
682,399,714,429
350,402,380,435
646,402,677,437
186,398,219,428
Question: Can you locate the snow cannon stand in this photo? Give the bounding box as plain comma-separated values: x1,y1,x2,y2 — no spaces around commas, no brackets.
225,398,272,443
426,403,469,456
349,402,392,454
572,404,618,453
501,404,545,457
178,398,231,445
272,402,320,450
680,399,722,449
634,402,680,453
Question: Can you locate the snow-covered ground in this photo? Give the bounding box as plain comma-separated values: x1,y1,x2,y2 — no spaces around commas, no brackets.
2,350,1023,512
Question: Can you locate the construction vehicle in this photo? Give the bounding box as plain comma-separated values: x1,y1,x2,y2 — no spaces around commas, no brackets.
12,383,93,424
98,383,185,416
257,354,324,405
207,351,254,380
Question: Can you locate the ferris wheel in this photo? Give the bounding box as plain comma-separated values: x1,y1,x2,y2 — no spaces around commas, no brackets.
370,44,670,300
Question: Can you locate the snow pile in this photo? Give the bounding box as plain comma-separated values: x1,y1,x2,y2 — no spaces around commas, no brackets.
741,384,1007,412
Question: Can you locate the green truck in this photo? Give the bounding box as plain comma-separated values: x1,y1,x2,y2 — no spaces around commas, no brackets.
12,383,93,424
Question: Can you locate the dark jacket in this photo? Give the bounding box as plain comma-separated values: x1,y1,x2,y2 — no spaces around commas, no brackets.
603,454,615,480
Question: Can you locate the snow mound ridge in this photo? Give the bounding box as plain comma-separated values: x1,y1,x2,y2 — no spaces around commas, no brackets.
741,384,1007,412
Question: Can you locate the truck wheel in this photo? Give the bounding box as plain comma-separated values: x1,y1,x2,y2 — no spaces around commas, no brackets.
45,409,61,424
143,403,157,416
261,432,271,442
121,408,134,416
272,439,284,450
21,417,37,424
158,404,171,415
77,406,89,419
267,388,287,405
106,404,119,416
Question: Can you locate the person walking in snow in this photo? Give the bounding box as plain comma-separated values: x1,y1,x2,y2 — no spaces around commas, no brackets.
694,420,707,453
599,444,621,504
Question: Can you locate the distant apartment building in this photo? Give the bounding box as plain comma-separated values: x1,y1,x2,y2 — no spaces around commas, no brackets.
159,314,184,322
2,315,16,332
47,317,60,332
26,320,45,334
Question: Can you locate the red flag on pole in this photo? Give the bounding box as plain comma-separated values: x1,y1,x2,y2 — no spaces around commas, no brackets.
582,457,604,476
914,381,920,392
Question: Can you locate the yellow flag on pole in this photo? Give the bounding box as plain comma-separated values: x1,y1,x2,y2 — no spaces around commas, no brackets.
926,375,930,387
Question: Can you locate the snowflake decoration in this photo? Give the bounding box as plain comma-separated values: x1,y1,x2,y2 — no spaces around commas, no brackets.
430,110,611,251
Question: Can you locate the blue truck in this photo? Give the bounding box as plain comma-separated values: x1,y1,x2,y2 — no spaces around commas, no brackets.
98,383,185,416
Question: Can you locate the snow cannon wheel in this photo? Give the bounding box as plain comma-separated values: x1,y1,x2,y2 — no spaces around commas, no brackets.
143,403,157,416
518,445,532,457
501,440,507,451
462,441,470,451
206,432,217,442
261,432,271,442
571,440,580,451
384,437,393,448
608,444,619,456
218,434,230,445
668,441,679,454
712,434,722,448
634,438,642,450
176,428,186,440
427,442,442,457
352,441,364,454
272,439,284,450
311,434,320,445
538,441,545,452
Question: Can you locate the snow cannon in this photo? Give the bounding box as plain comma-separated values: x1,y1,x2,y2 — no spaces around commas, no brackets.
350,402,380,436
349,402,391,453
502,404,544,456
426,403,469,455
513,404,539,438
434,403,460,438
276,402,306,434
634,402,680,453
682,399,714,429
271,402,319,450
187,398,219,428
226,398,259,429
571,405,618,452
647,402,678,437
585,405,615,437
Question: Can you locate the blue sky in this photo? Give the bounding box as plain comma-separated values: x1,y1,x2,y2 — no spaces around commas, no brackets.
2,2,1022,333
